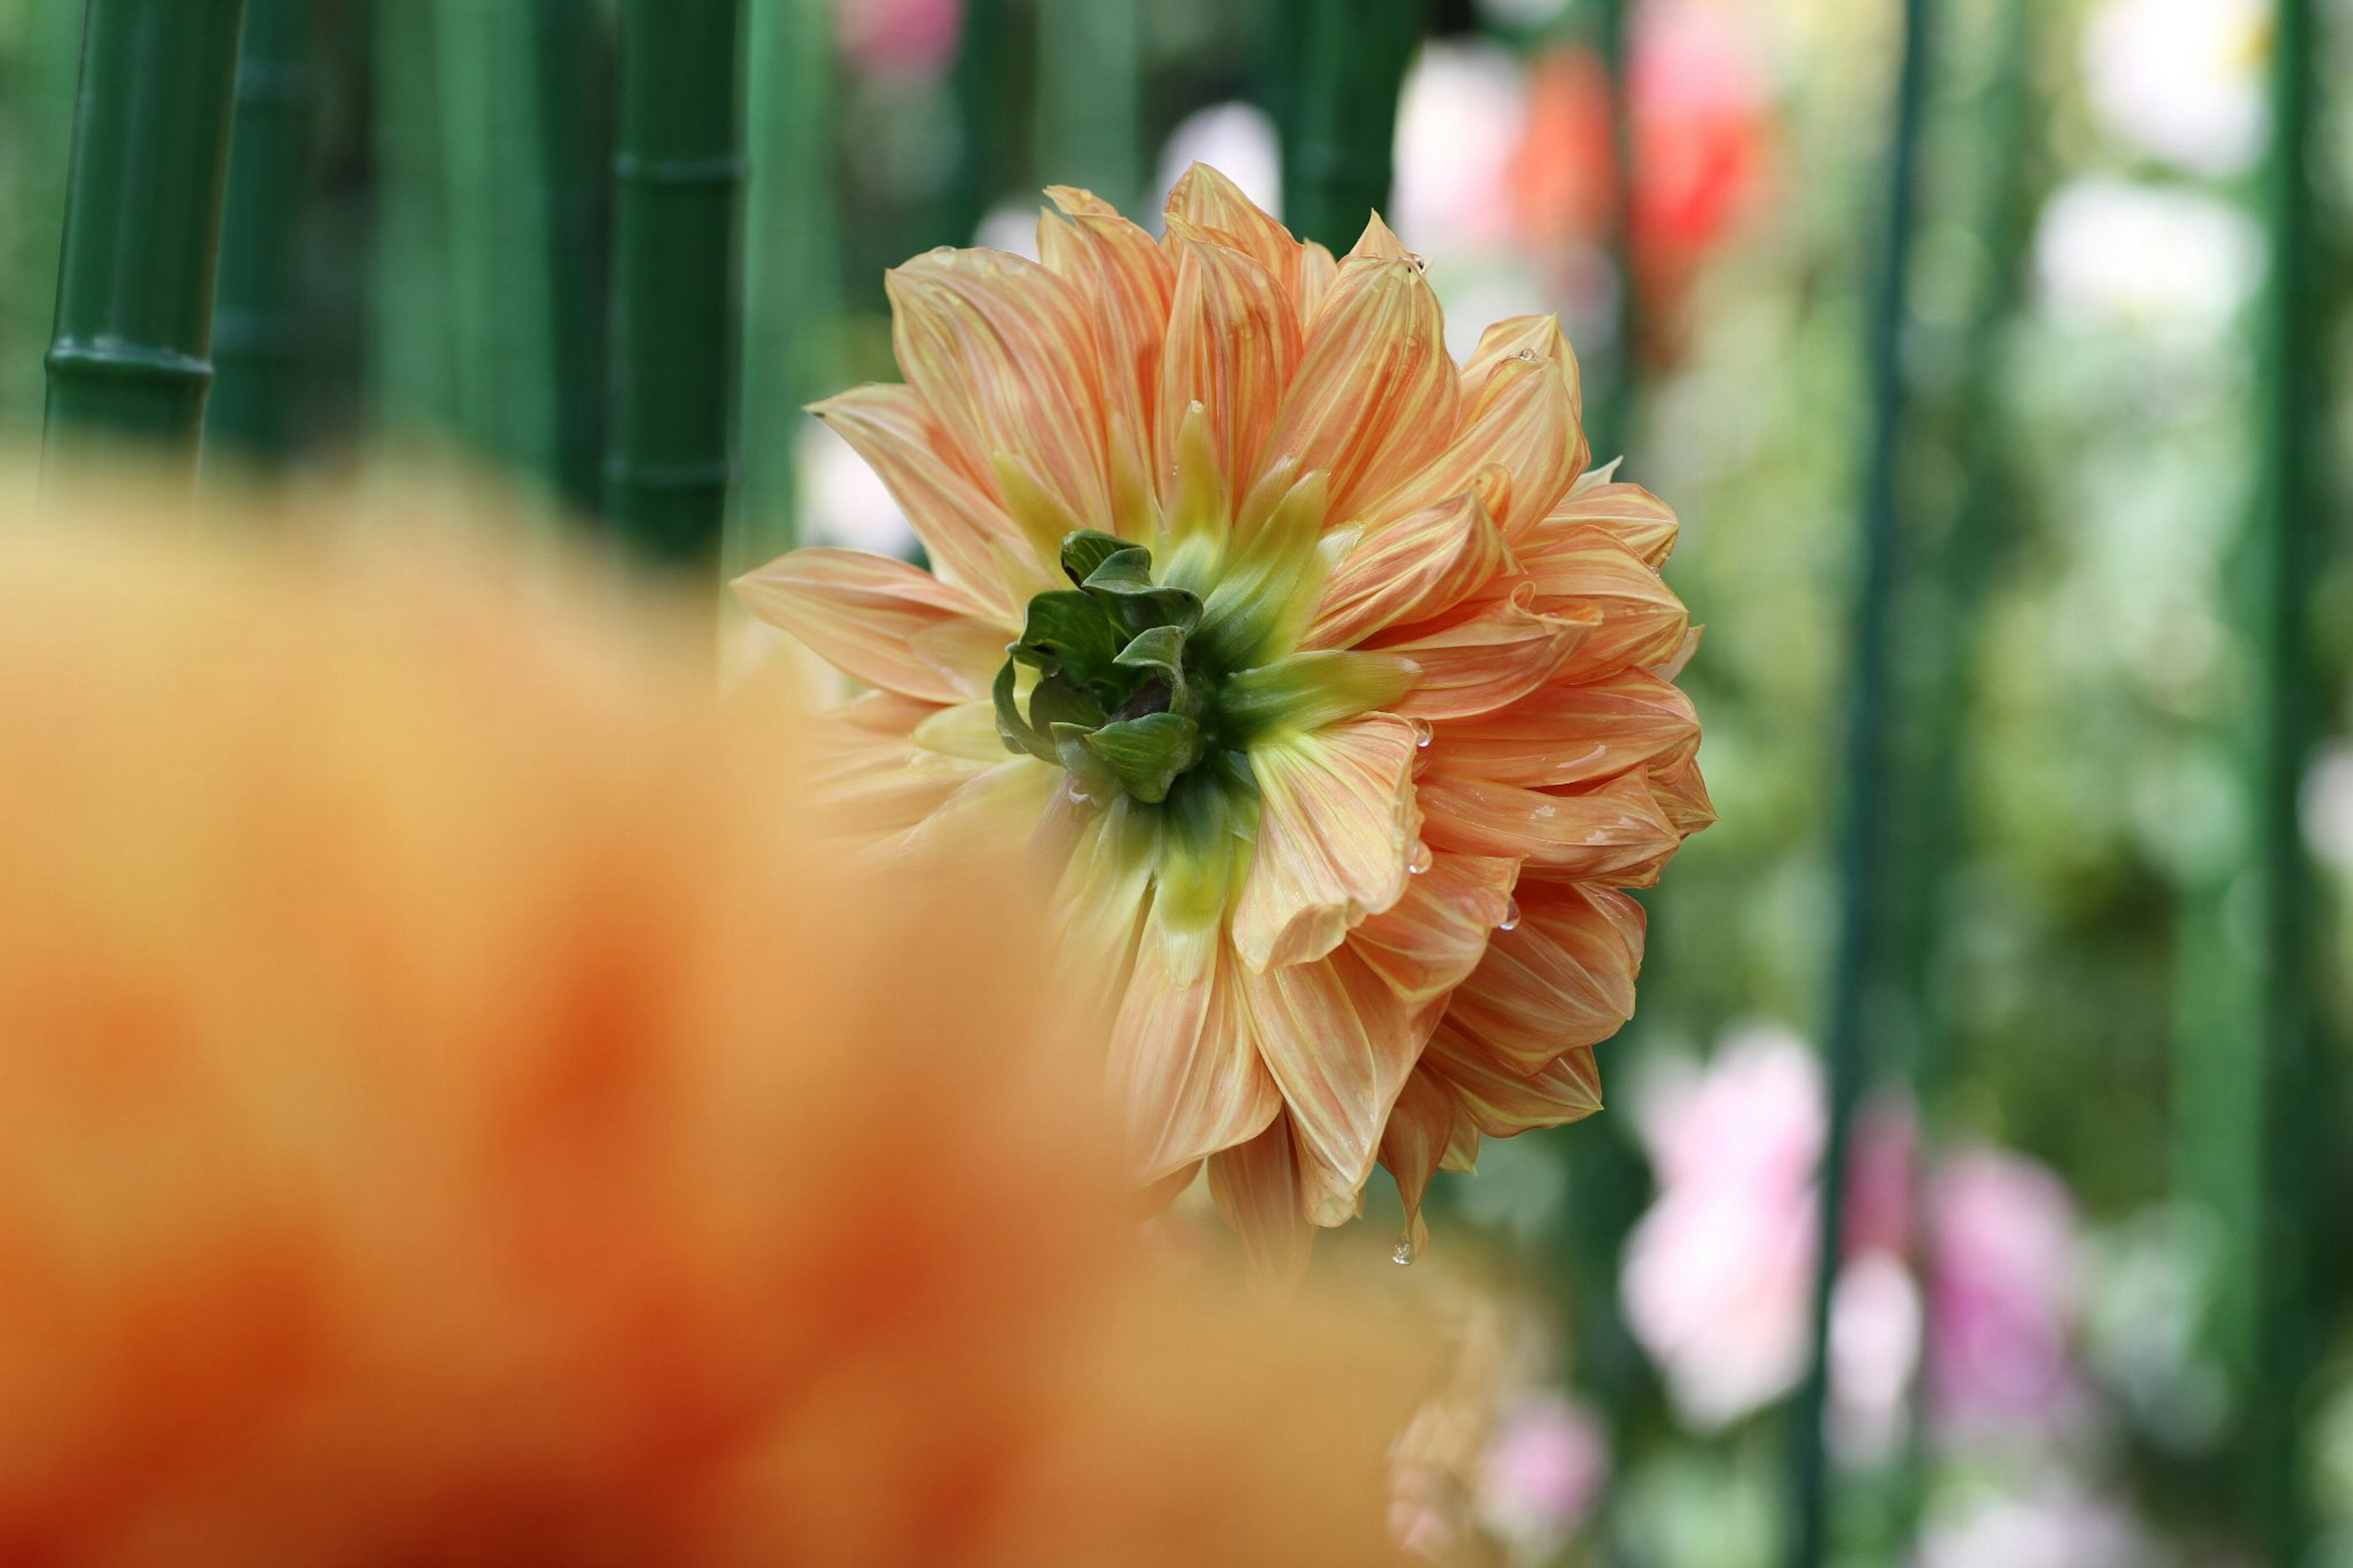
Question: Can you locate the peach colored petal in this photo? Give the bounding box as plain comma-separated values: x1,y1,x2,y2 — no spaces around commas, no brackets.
896,755,1064,861
1297,240,1339,327
1157,237,1303,506
1208,1115,1316,1286
1369,336,1582,538
1232,714,1420,971
1442,882,1645,1074
1539,480,1680,567
1267,256,1459,525
1241,945,1421,1225
1461,314,1583,419
1346,852,1520,1011
887,248,1110,534
1110,920,1282,1187
1380,1067,1456,1252
802,691,975,837
1346,211,1414,262
1416,769,1680,882
1305,493,1509,651
808,385,1031,614
734,548,1009,704
1430,668,1699,790
1371,589,1599,720
1164,162,1303,297
1508,527,1691,680
1650,754,1718,838
1654,623,1702,681
1040,187,1175,535
1423,1021,1604,1136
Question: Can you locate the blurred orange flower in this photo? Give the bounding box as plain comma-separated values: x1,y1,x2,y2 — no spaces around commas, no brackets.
737,166,1711,1276
0,485,1428,1567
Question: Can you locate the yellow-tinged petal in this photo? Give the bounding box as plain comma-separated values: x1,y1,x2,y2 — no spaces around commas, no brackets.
1431,668,1699,790
1297,240,1339,327
1347,211,1414,263
1157,236,1302,504
808,385,1029,613
896,754,1064,862
1442,881,1645,1073
733,548,1009,704
1164,162,1303,297
1110,914,1283,1187
1508,526,1692,679
1460,314,1583,419
1650,754,1718,838
1347,851,1520,1009
887,247,1110,536
1208,1115,1316,1286
802,691,977,837
1371,588,1599,720
1380,1067,1457,1252
1267,256,1460,525
1654,624,1702,682
909,698,1009,763
1241,945,1422,1225
1370,344,1583,538
1232,714,1420,971
1423,1021,1604,1136
1040,187,1175,534
1540,480,1680,567
1305,492,1509,651
1416,768,1680,882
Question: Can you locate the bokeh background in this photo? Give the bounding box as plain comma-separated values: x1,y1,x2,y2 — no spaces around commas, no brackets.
2,1,2350,1564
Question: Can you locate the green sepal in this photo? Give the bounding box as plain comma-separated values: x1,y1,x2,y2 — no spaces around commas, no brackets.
1080,711,1204,805
1082,547,1202,634
1060,529,1132,586
1050,720,1126,803
1029,670,1108,735
1010,588,1124,685
1114,623,1195,716
993,659,1057,760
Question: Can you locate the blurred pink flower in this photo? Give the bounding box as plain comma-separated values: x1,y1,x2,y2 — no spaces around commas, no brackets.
1474,1390,1610,1561
1927,1150,2086,1436
839,0,961,79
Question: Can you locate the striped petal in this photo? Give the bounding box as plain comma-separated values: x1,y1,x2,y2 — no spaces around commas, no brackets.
1040,187,1175,536
1110,918,1282,1187
1373,589,1599,720
733,547,1009,703
1158,235,1302,504
1241,945,1423,1225
1650,754,1719,838
1509,527,1691,679
887,248,1110,536
1461,314,1584,419
1267,255,1460,525
1232,714,1420,971
808,384,1031,613
1442,881,1646,1073
1379,1067,1457,1252
1346,851,1520,1010
1417,769,1680,882
1542,479,1680,568
1369,328,1582,537
1430,668,1700,789
1423,1021,1605,1136
1208,1114,1316,1286
1164,162,1303,297
1305,492,1509,651
802,691,976,837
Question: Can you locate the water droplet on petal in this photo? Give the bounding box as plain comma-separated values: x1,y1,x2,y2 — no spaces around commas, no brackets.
1392,1239,1416,1267
1407,839,1434,875
1409,717,1433,749
1498,897,1521,933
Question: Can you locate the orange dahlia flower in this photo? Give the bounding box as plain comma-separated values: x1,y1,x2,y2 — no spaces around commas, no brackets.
738,165,1711,1277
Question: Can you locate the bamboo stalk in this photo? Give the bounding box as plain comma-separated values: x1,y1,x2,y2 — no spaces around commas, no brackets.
206,0,313,465
1585,0,1638,466
44,0,251,474
1282,0,1427,252
1786,0,1936,1561
0,2,84,434
607,0,747,563
532,0,615,518
947,0,1018,247
369,1,460,438
1035,0,1140,210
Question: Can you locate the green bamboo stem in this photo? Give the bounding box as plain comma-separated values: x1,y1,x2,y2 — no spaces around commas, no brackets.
947,0,1017,247
532,0,614,518
1585,0,1639,466
206,0,313,465
607,0,747,563
1282,0,1427,252
1787,0,1936,1561
0,2,85,435
1035,0,1140,210
369,2,460,437
2248,1,2322,1558
43,0,251,474
727,0,841,579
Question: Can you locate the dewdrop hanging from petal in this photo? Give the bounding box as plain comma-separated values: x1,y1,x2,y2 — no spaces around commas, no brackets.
737,164,1713,1280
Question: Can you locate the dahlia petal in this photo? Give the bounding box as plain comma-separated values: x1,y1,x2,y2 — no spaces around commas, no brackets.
1539,480,1681,568
908,698,1008,763
1347,211,1414,263
1461,314,1584,420
1430,668,1700,790
887,248,1110,533
1372,589,1599,720
1654,624,1702,681
733,548,1009,703
1443,881,1645,1073
1052,798,1157,1026
1416,769,1680,882
1347,851,1520,1009
804,691,975,836
1110,917,1282,1187
1380,1067,1457,1252
1241,945,1420,1225
1268,256,1460,525
1208,1115,1316,1286
1158,237,1302,504
1164,162,1303,296
1369,334,1582,537
1423,1021,1604,1136
1232,714,1420,971
896,755,1064,861
1305,492,1509,650
809,385,1026,613
1650,754,1719,837
1040,187,1174,532
1298,240,1339,327
1509,526,1691,678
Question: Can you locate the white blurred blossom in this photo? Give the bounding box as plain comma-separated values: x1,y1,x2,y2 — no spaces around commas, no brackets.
2034,178,2264,335
972,197,1044,259
797,419,915,558
2082,0,2269,177
1830,1250,1921,1460
1153,102,1283,227
2303,741,2353,873
1918,1485,2162,1568
1393,40,1529,251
